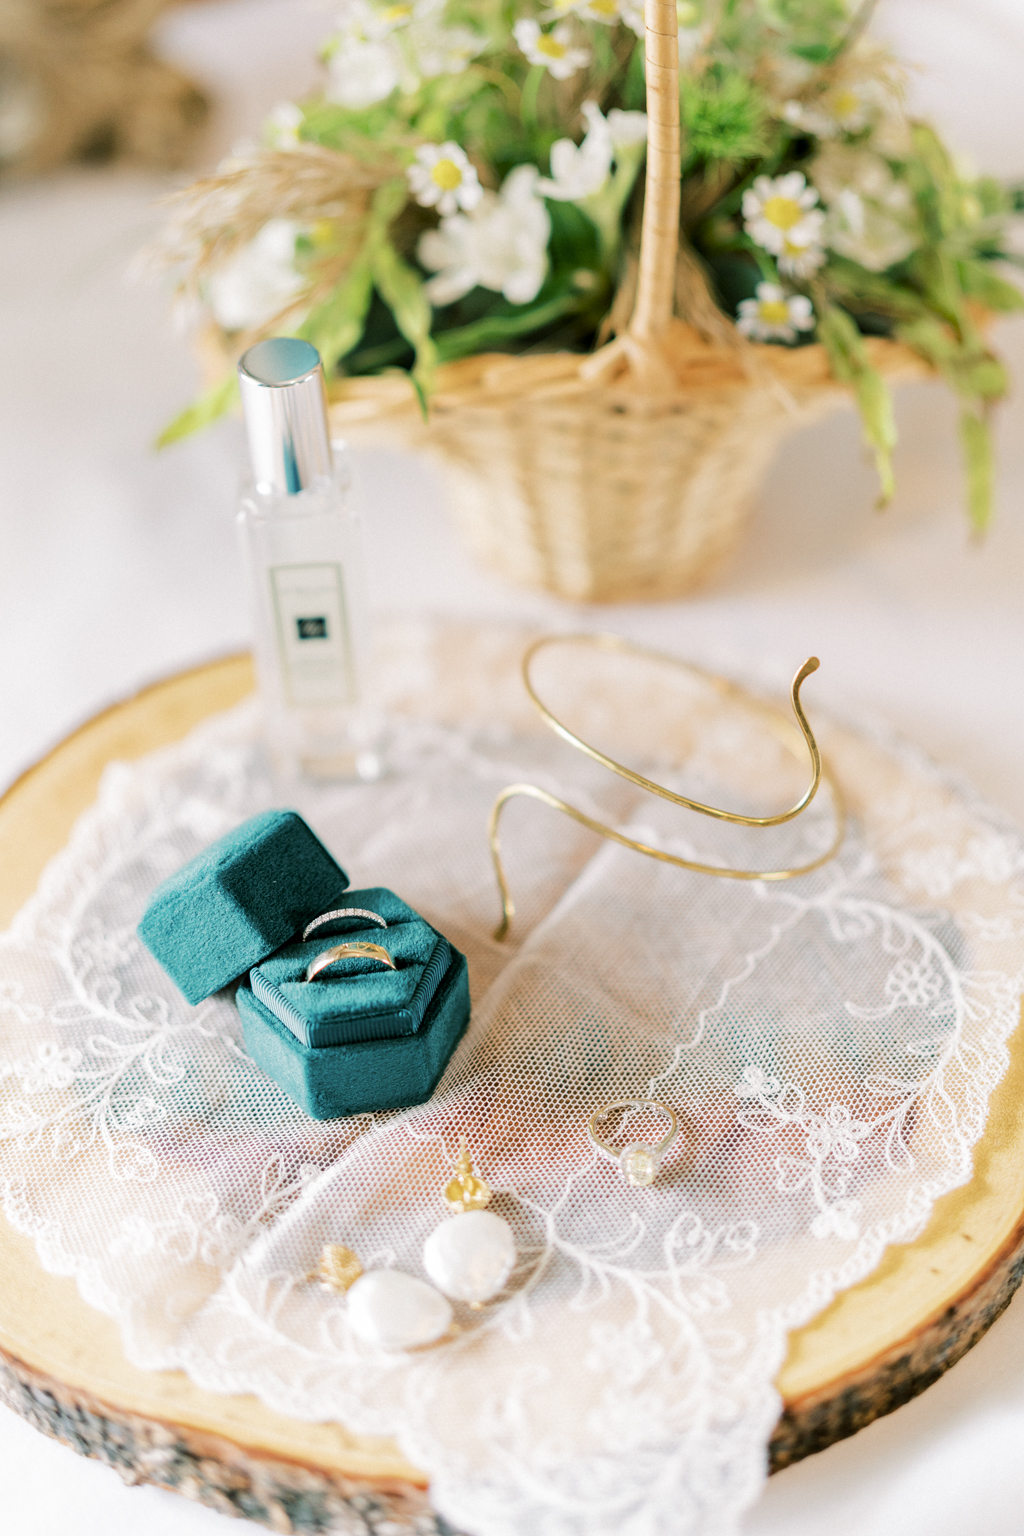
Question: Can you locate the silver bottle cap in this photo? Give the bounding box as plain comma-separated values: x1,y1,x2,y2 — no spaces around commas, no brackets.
238,338,333,495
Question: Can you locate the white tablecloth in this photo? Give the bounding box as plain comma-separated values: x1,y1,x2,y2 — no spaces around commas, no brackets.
2,0,1024,1530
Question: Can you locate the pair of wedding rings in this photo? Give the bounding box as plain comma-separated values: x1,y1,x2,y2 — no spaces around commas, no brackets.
302,907,396,984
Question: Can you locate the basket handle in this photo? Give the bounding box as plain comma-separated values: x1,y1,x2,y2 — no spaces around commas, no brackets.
628,0,680,342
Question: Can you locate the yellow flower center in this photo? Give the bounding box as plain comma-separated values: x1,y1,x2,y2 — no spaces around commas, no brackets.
310,218,337,249
430,157,464,191
758,300,791,325
589,0,620,15
380,3,412,22
536,34,569,58
831,88,861,119
760,195,803,230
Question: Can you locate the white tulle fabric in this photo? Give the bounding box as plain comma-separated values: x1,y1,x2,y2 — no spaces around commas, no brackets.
1,622,1023,1536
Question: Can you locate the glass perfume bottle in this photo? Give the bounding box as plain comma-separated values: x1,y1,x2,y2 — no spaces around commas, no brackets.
237,338,380,783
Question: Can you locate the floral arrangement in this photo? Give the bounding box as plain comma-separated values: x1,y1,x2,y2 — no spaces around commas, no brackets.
156,0,1023,529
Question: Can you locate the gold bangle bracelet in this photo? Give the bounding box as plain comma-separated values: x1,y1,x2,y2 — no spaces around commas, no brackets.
489,633,846,940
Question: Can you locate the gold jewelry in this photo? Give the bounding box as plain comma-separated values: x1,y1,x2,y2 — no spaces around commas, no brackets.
303,1247,454,1348
444,1135,493,1213
489,634,847,939
588,1099,679,1187
306,1244,363,1292
305,941,396,983
425,1139,516,1308
302,907,388,941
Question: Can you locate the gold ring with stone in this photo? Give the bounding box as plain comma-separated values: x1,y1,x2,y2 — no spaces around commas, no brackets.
587,1100,679,1187
305,942,397,983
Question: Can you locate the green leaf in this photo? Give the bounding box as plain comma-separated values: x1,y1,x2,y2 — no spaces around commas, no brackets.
855,367,897,504
897,316,1008,403
301,254,375,370
433,291,585,362
370,176,410,225
547,199,602,274
788,42,837,64
155,373,239,448
907,248,967,332
907,123,962,240
960,410,994,534
825,258,932,323
370,239,437,393
818,306,896,504
520,65,543,132
956,259,1024,313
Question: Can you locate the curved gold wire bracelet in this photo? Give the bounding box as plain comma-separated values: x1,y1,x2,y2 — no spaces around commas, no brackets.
488,633,847,941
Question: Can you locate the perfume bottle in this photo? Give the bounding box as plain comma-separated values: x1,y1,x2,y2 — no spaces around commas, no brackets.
237,338,380,783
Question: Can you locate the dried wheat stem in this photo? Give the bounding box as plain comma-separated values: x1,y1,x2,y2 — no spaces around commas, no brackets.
629,0,681,342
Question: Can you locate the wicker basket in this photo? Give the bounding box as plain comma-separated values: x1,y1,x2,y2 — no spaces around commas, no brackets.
322,0,930,604
329,337,926,603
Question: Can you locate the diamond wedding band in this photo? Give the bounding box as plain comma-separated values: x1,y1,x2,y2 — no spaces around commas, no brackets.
303,907,388,941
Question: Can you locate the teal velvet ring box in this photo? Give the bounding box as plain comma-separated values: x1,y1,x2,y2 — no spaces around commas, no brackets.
137,810,470,1120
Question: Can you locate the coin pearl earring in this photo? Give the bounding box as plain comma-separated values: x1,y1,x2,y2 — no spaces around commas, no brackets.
423,1138,516,1307
308,1244,453,1351
347,1269,453,1350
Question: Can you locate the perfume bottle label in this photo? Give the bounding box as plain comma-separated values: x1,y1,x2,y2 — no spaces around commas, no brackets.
270,563,355,707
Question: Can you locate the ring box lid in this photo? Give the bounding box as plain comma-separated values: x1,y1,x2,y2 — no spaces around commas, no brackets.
137,809,349,1004
250,888,451,1047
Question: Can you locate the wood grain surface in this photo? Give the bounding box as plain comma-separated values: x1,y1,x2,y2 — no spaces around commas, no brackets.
1,655,1022,1531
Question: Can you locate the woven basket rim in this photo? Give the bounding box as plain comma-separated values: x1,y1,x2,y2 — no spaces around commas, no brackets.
324,331,933,423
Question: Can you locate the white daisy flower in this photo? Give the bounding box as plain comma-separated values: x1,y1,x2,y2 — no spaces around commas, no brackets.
326,0,404,107
406,0,482,78
326,0,482,108
811,144,919,271
264,101,303,148
541,0,613,19
736,283,814,344
331,0,394,42
418,164,551,306
407,141,483,217
781,98,834,139
777,237,825,279
377,1,415,25
326,37,402,108
539,100,613,201
742,171,825,258
514,19,590,80
619,0,645,34
607,108,648,148
207,220,304,332
576,0,623,23
782,82,876,141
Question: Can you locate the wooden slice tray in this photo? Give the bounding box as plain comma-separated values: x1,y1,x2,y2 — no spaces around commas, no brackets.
1,655,1023,1532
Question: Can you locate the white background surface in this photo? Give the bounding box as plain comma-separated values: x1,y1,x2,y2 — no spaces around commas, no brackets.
2,1,1024,1531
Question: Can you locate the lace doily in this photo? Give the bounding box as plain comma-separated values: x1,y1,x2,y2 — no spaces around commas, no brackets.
1,620,1022,1536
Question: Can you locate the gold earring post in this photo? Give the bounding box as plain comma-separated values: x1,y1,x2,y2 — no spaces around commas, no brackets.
444,1135,493,1213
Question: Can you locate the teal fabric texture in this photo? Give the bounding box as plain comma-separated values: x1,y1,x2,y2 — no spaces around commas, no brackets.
236,947,471,1119
137,809,350,1003
250,887,452,1046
